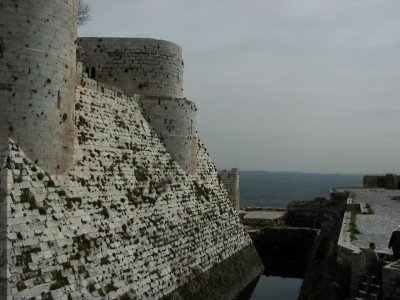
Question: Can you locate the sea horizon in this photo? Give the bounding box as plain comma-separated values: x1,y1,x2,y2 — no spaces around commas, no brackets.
239,170,364,208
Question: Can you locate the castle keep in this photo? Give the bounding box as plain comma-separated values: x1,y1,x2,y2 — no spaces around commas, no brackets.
0,0,262,299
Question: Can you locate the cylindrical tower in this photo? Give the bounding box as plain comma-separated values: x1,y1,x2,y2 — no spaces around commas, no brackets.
77,38,183,98
0,0,78,173
78,38,197,174
218,168,240,211
139,97,197,175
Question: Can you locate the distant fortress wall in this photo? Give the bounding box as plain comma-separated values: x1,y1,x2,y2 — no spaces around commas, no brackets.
218,168,240,211
77,38,183,98
363,174,400,189
0,0,78,173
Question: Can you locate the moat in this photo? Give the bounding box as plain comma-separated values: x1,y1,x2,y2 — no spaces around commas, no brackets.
238,274,302,300
237,258,304,300
236,225,312,299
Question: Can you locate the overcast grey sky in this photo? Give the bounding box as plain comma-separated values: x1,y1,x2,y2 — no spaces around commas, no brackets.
79,0,400,174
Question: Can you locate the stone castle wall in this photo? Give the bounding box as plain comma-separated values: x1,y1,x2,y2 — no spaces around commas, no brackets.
77,38,183,98
0,0,77,174
218,168,240,211
0,2,263,298
337,209,366,296
139,97,197,175
0,2,263,297
363,174,400,189
382,261,400,300
77,38,195,174
0,79,259,299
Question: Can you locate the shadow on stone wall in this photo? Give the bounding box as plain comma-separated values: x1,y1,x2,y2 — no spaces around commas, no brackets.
164,244,263,300
249,227,320,278
298,192,350,300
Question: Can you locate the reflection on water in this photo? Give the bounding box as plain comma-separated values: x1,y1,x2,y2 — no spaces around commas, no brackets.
249,275,302,300
237,275,302,300
236,244,305,300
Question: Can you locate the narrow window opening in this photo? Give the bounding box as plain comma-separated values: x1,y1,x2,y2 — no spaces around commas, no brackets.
91,67,96,79
57,91,61,109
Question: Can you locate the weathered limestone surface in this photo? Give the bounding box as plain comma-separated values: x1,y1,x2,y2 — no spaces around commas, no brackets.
77,38,183,98
1,2,262,298
336,188,400,296
78,38,196,175
337,188,400,252
242,209,285,227
0,81,258,299
0,0,77,174
139,97,197,175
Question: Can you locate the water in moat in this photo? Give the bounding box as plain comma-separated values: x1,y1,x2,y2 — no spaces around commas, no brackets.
238,275,302,300
236,265,303,300
236,249,306,299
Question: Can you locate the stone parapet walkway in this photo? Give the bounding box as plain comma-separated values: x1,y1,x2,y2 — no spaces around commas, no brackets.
243,210,285,220
338,188,400,254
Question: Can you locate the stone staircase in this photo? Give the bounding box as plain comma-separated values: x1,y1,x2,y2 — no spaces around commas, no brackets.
352,274,381,300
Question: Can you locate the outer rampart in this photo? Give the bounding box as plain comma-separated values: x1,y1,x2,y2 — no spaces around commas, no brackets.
363,174,400,189
0,0,77,173
77,38,183,98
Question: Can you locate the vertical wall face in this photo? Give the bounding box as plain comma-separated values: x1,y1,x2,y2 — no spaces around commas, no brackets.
78,38,184,98
140,97,197,175
218,168,240,211
0,0,77,174
363,175,400,189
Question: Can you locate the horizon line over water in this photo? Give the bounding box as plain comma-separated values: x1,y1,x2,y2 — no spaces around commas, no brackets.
239,171,363,208
238,169,372,176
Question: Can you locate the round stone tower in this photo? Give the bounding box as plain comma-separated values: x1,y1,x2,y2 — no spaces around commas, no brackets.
77,38,183,98
78,38,197,175
139,97,197,175
0,0,78,173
